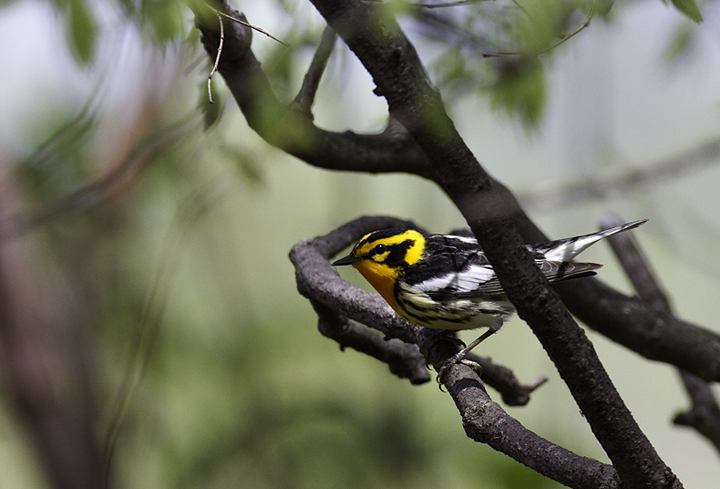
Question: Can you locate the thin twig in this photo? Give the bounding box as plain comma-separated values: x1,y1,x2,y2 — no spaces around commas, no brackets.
519,135,720,211
483,2,594,58
414,0,486,8
509,0,531,18
101,177,233,479
206,4,288,46
674,371,720,454
292,26,337,117
208,11,224,105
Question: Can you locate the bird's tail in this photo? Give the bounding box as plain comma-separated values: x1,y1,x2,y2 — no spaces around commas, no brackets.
538,219,648,262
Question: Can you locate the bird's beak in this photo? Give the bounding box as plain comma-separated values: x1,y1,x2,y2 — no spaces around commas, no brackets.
332,254,361,266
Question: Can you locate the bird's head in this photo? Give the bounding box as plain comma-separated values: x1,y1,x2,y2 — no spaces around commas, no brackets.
332,228,426,305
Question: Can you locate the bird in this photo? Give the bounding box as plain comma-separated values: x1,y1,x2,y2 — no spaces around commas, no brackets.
332,219,647,381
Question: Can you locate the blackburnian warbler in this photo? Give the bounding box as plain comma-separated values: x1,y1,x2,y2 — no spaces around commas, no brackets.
332,219,647,379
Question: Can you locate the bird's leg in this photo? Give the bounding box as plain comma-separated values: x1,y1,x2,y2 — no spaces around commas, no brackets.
419,330,466,359
436,326,500,385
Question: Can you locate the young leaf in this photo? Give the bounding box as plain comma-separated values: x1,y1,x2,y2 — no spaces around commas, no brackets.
670,0,703,23
490,57,546,127
66,0,97,65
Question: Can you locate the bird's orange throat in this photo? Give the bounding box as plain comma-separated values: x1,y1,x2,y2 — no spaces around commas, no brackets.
353,261,401,312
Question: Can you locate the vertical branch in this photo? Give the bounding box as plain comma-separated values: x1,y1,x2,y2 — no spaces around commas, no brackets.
0,174,103,489
600,211,720,454
208,11,225,104
292,26,338,117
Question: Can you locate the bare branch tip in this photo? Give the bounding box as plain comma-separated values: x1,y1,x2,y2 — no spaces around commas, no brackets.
205,4,289,47
206,11,224,104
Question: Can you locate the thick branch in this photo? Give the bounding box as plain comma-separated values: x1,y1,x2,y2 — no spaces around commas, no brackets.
193,2,434,177
556,279,720,381
307,1,679,488
191,2,720,384
312,298,431,384
0,177,103,489
290,216,619,487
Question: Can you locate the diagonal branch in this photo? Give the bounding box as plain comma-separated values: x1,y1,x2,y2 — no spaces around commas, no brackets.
600,212,720,455
519,136,720,211
191,1,720,385
307,1,680,488
292,25,338,117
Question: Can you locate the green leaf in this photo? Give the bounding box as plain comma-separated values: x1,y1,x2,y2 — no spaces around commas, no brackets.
490,57,546,127
141,0,185,42
65,0,97,65
661,23,695,64
669,0,703,23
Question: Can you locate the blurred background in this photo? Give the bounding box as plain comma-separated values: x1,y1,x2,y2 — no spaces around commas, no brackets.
0,0,719,487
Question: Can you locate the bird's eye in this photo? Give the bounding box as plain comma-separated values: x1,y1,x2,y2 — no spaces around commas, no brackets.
373,244,387,255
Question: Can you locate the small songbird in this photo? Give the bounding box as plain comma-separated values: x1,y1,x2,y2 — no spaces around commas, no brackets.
333,219,647,379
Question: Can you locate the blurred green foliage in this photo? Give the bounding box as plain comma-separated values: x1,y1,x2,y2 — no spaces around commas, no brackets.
59,0,97,64
490,56,546,127
669,0,703,23
0,0,712,488
662,20,698,64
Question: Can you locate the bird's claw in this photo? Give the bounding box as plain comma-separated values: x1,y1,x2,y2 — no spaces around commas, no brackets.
435,354,484,389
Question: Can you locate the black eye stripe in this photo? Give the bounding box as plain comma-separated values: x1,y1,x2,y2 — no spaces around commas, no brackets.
384,240,415,268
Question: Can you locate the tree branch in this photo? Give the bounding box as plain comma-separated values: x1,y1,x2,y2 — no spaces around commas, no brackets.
290,216,620,487
292,25,337,117
555,278,720,381
311,298,431,384
290,215,549,404
0,174,103,489
519,135,720,211
192,2,435,177
600,212,720,454
307,1,680,487
191,2,720,386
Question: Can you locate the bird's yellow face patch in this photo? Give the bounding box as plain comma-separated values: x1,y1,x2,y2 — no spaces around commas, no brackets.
346,229,426,311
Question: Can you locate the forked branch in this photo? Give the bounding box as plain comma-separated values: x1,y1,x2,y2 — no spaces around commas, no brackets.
192,2,720,386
